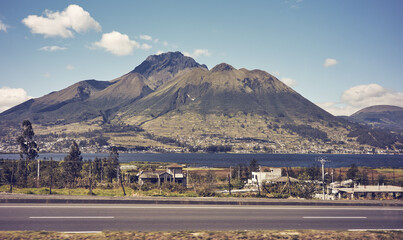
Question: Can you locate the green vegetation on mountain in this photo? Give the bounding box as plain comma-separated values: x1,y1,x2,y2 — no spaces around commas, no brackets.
348,105,403,132
1,52,401,153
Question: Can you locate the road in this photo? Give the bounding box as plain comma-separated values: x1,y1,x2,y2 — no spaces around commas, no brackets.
0,204,402,232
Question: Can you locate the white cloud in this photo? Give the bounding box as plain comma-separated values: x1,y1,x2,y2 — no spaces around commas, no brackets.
0,20,9,32
341,83,403,108
139,34,152,41
184,49,211,58
284,0,303,9
66,64,74,70
93,31,140,56
280,77,297,87
140,43,152,50
42,73,51,78
323,58,338,67
163,41,168,46
39,45,67,51
156,50,164,55
317,83,403,116
22,4,101,38
316,102,359,116
0,87,33,113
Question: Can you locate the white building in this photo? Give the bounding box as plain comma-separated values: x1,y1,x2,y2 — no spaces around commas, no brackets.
250,168,282,185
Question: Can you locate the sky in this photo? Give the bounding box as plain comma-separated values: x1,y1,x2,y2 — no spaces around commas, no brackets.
0,0,402,116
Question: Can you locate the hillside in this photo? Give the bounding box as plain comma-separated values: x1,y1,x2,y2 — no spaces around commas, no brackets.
1,52,401,154
349,105,403,132
131,51,208,90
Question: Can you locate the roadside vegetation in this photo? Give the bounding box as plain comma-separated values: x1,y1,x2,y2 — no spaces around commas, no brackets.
0,120,402,199
0,230,401,240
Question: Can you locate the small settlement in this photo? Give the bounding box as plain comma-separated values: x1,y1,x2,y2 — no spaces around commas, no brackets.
120,163,402,200
245,167,402,200
137,164,187,187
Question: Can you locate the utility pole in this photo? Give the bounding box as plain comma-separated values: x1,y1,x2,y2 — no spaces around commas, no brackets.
10,160,14,193
186,166,189,187
393,167,395,185
228,165,232,195
317,157,330,200
37,159,40,188
117,164,120,183
89,160,93,195
229,166,232,179
100,159,103,182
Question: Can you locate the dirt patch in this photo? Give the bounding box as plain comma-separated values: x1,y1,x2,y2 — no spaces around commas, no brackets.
0,230,401,240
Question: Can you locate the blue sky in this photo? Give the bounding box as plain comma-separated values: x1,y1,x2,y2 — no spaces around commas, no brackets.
0,0,402,115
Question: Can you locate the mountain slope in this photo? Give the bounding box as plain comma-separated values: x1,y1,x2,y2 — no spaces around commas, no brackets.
131,51,208,90
1,52,400,153
115,63,357,153
0,52,206,126
122,63,336,123
349,105,403,132
0,79,113,125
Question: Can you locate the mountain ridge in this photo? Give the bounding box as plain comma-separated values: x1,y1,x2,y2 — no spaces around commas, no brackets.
1,52,401,153
348,105,403,132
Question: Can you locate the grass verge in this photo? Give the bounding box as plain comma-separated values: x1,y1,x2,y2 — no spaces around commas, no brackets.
0,230,401,240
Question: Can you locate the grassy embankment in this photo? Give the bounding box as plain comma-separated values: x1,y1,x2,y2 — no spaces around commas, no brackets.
0,230,401,240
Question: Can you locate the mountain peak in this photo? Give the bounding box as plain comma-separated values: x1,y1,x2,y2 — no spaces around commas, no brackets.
145,51,184,62
131,51,207,90
132,51,207,77
211,63,235,72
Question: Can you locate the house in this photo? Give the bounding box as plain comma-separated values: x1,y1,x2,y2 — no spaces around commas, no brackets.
266,176,299,184
249,168,282,185
330,184,403,200
166,163,186,185
137,164,187,186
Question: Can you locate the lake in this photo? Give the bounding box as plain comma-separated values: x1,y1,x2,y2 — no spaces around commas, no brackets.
1,153,402,168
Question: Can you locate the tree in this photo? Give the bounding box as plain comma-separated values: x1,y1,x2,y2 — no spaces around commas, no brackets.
16,120,39,187
346,164,359,180
93,157,104,181
357,169,369,185
104,146,119,183
42,157,59,194
249,159,259,175
17,120,39,162
61,141,83,187
205,170,216,184
304,165,321,180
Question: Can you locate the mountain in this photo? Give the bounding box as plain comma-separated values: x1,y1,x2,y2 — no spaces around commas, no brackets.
349,105,403,132
0,79,114,125
1,52,401,153
131,51,208,90
121,62,336,123
0,52,203,126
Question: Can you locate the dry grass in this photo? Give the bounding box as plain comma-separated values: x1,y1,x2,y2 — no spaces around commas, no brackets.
0,230,401,240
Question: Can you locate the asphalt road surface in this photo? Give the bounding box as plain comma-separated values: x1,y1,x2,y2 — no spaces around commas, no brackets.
0,204,402,232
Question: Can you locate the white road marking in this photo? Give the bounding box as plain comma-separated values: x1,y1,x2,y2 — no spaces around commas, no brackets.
303,216,367,219
29,216,114,219
349,229,403,231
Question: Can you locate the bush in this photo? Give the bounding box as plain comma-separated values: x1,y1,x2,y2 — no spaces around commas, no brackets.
161,182,186,193
283,124,329,141
129,183,140,191
196,186,217,197
140,182,155,191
